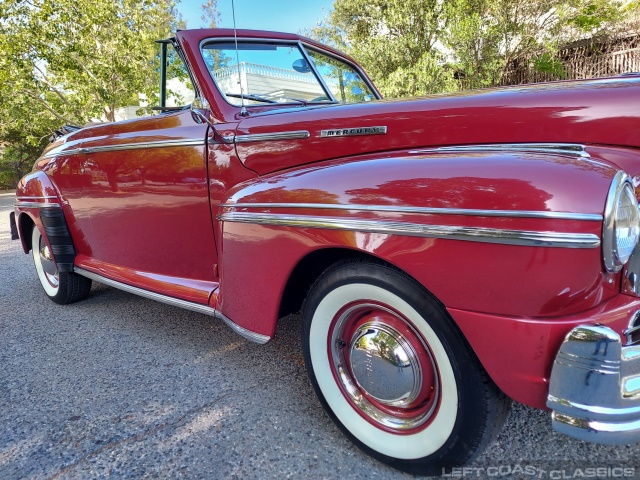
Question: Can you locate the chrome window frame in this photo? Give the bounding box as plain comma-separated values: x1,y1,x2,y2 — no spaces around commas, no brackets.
301,44,380,103
199,38,333,108
198,37,381,109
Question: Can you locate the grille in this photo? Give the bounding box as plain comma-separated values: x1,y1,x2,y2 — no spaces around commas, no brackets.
624,311,640,345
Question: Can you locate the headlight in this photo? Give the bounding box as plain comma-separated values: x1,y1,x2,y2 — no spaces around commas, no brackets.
603,171,640,272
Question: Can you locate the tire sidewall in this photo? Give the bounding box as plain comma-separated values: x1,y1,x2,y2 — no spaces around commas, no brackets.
32,226,59,298
302,261,490,472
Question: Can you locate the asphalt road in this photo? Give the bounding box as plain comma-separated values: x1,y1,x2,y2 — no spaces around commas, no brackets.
1,191,639,479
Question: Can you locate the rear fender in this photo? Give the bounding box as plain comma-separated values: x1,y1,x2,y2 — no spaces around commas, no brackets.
14,171,76,272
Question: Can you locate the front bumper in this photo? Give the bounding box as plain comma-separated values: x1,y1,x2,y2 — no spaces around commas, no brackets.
547,322,640,444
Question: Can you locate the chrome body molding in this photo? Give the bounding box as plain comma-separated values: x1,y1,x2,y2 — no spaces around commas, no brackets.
219,212,600,249
221,202,603,222
409,143,591,158
320,126,387,138
234,130,310,143
41,138,204,159
547,324,640,444
14,201,61,209
74,268,271,344
16,195,60,200
624,311,640,346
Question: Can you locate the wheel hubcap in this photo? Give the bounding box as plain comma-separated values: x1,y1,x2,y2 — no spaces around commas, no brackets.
39,236,59,287
349,323,421,406
330,303,439,432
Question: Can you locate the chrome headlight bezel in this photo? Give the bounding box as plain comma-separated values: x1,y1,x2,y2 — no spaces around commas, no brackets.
603,171,640,273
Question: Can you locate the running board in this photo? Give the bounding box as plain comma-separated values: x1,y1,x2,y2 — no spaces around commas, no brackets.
74,267,271,345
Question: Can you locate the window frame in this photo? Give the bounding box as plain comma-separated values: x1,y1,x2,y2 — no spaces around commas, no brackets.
199,37,380,109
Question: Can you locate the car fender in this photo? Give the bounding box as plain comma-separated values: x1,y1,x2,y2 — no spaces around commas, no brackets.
216,147,624,408
14,170,80,272
217,147,617,331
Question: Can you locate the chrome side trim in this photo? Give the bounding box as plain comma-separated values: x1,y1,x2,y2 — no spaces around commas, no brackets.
234,130,310,143
409,143,591,158
624,311,640,346
221,202,603,222
320,126,387,138
42,138,204,159
14,201,61,209
16,196,59,200
74,268,271,345
220,212,600,248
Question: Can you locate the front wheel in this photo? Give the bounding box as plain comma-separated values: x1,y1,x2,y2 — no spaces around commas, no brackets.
301,260,510,475
32,226,92,305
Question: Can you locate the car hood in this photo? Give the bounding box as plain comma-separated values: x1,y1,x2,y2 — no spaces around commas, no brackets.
235,75,640,175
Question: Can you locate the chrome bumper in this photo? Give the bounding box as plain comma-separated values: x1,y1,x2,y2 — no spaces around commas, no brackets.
547,324,640,444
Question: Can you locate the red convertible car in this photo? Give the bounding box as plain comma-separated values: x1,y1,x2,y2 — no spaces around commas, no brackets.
10,28,640,474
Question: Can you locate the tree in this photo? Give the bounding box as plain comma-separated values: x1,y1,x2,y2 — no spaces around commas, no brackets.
312,0,638,97
0,0,181,187
319,0,458,97
201,0,221,28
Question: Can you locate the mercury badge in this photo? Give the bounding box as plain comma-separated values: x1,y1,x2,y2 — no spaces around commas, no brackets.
320,126,387,138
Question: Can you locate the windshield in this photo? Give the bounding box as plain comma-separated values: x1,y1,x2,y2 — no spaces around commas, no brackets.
201,41,376,106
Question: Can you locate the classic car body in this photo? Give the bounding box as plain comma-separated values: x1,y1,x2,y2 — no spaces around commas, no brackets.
10,28,640,474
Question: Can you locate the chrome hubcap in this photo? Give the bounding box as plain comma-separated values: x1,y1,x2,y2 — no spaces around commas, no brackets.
39,236,59,287
349,323,422,406
330,303,439,432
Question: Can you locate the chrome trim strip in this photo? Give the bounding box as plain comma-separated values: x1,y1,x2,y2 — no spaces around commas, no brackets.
42,139,204,158
548,395,640,416
320,126,387,138
74,268,271,345
298,41,337,102
16,196,59,200
624,311,640,345
14,201,61,209
221,202,603,221
220,212,600,248
409,143,591,158
234,131,310,143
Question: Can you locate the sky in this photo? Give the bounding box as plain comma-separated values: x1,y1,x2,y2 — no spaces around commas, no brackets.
176,0,335,34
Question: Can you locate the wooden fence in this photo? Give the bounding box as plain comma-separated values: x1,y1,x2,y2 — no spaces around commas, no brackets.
501,34,640,85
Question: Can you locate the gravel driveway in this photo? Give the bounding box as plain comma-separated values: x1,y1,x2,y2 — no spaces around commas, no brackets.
1,191,638,479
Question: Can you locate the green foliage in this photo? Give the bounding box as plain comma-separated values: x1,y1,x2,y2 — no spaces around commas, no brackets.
324,0,458,96
309,0,636,97
567,0,628,31
201,0,221,28
0,0,184,187
533,52,567,77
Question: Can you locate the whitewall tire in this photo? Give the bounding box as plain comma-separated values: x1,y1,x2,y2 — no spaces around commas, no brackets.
32,226,92,305
301,259,510,475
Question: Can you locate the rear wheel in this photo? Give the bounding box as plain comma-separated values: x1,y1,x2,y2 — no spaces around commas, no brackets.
301,260,510,475
32,226,91,305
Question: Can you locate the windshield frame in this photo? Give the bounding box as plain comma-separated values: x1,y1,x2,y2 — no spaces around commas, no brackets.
199,37,380,109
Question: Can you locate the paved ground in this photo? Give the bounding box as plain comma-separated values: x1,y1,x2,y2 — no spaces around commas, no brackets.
1,191,639,479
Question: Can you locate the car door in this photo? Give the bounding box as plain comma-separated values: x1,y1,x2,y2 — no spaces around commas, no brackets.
76,110,217,304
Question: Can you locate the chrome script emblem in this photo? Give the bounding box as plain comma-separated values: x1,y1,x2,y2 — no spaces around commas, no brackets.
320,126,387,138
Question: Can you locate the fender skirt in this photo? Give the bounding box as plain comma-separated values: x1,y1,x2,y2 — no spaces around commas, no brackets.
39,208,76,273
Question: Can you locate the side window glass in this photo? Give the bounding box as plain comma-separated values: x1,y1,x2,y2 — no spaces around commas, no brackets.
165,45,196,108
202,42,329,105
306,49,374,104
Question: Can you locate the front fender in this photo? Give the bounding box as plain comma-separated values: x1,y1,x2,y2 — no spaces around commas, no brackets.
216,147,618,340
